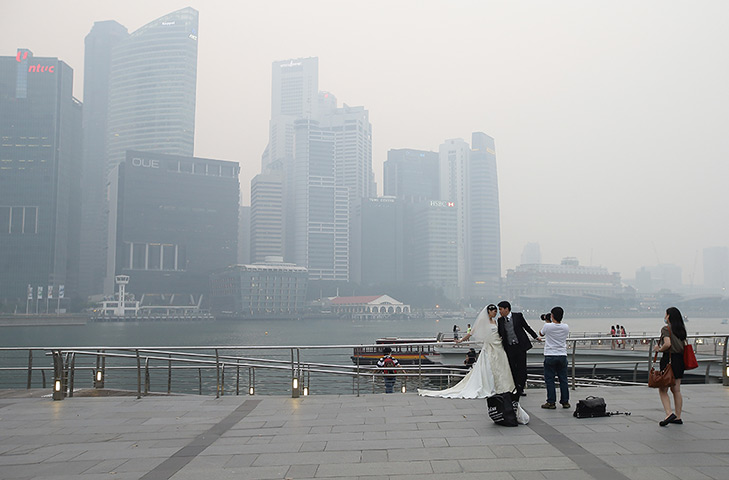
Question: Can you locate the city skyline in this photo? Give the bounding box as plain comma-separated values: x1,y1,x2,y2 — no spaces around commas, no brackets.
3,1,729,283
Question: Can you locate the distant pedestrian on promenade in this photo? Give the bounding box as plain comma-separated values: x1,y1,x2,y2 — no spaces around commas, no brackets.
610,325,617,349
464,348,477,368
620,326,627,349
539,307,570,409
453,324,460,341
377,347,400,394
467,324,472,335
654,307,687,426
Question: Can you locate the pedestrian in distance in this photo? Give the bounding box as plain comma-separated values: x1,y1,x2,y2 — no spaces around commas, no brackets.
655,307,687,426
453,324,460,341
377,346,400,394
620,325,627,349
464,348,477,368
496,301,539,397
610,325,617,349
539,307,570,409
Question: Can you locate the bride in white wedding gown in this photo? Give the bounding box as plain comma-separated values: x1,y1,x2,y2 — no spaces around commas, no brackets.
418,304,529,424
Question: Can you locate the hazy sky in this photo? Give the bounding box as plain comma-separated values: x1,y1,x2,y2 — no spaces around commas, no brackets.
3,1,728,284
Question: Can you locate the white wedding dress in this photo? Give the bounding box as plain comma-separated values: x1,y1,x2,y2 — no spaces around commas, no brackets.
418,306,530,424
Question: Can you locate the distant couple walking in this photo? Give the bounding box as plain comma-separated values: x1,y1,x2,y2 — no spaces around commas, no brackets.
418,301,539,424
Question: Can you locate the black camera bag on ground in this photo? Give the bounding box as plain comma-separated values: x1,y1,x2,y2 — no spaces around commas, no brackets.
574,396,608,418
487,391,519,427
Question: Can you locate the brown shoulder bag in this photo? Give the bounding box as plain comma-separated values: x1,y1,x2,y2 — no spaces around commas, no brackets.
648,350,675,388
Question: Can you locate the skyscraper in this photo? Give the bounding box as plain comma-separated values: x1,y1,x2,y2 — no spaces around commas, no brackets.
318,97,375,205
250,172,284,262
291,119,349,281
439,133,501,300
383,148,439,201
81,8,199,298
106,7,199,169
79,20,128,298
254,58,373,282
262,57,319,172
0,49,82,304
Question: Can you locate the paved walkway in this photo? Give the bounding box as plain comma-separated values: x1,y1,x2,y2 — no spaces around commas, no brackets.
0,384,727,480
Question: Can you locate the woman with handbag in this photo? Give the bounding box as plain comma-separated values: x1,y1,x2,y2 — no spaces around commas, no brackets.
653,307,687,426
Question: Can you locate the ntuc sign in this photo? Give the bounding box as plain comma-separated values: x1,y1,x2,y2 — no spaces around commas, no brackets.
16,49,55,73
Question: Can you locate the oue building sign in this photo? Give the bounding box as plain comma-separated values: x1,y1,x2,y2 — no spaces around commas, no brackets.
131,157,160,169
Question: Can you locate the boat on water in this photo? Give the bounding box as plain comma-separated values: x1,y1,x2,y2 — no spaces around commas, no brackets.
351,333,479,366
721,319,728,325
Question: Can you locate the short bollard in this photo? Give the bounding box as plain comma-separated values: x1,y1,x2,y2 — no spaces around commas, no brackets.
52,351,64,401
292,377,300,398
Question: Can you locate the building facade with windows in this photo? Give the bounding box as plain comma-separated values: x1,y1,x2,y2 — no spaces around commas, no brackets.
439,133,501,300
106,7,199,170
107,151,239,297
0,49,82,304
383,148,439,202
210,259,308,316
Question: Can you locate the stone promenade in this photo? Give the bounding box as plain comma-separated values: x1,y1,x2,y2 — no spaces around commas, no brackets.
0,384,727,480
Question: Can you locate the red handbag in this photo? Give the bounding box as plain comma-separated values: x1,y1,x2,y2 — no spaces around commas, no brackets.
683,342,698,370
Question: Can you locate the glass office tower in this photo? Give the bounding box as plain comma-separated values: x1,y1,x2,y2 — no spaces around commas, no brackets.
0,49,82,305
106,7,199,170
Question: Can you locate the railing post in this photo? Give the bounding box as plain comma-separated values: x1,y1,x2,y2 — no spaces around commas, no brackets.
26,350,33,389
648,338,655,379
215,349,221,398
418,345,422,389
136,349,141,399
236,363,240,395
723,335,728,387
356,350,360,397
633,363,638,383
248,367,255,395
220,364,225,397
68,353,76,397
570,340,577,390
144,358,150,394
198,368,202,395
167,354,172,394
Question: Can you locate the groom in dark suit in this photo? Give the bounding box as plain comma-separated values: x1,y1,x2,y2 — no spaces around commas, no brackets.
497,301,539,396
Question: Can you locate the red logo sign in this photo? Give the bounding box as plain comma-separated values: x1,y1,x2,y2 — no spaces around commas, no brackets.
16,49,54,73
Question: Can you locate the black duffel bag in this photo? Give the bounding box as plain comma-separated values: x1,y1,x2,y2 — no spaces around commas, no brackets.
487,391,519,427
573,396,608,418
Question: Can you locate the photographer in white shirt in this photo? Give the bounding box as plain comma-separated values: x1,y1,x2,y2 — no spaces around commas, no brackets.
539,306,570,409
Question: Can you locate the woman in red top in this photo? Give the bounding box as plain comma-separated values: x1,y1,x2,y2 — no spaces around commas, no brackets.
654,307,687,426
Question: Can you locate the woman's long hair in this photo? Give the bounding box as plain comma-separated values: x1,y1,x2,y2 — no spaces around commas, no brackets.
665,307,687,340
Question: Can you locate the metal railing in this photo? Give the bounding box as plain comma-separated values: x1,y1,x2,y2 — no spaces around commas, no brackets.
0,333,726,400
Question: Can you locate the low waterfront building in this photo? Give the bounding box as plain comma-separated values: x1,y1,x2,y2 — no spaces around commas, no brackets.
210,258,308,316
326,295,410,318
506,257,622,310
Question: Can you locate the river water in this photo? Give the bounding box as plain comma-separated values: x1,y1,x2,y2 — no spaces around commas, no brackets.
1,315,726,395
